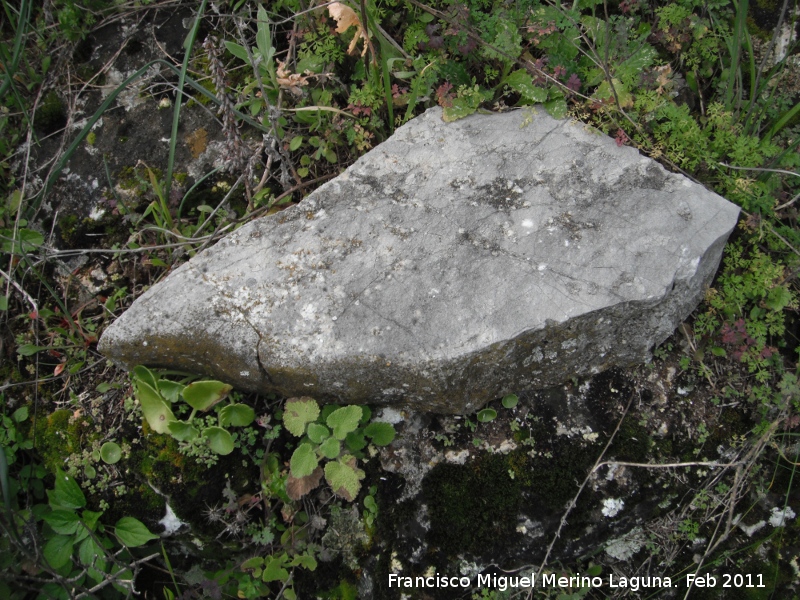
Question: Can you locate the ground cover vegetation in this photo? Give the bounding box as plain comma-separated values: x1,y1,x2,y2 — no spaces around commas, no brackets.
0,0,799,597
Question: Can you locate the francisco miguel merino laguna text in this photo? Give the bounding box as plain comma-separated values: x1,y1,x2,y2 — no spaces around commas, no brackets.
388,573,674,591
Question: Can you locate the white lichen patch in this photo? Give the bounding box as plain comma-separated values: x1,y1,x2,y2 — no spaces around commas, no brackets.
735,515,766,537
390,550,403,572
445,449,470,464
159,503,186,536
602,497,625,518
605,526,645,561
375,407,405,425
769,506,796,527
555,423,595,439
88,204,105,220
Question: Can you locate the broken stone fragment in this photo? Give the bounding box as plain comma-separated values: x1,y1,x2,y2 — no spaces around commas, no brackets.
99,106,740,413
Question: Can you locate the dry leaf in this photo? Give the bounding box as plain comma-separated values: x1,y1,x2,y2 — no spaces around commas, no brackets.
328,2,369,56
655,64,672,96
276,60,312,96
285,466,324,500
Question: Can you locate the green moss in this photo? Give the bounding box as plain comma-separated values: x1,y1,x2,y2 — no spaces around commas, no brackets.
33,409,93,474
58,214,81,246
529,442,595,512
423,453,521,557
37,91,66,134
609,421,652,463
505,450,532,486
57,211,127,248
186,68,216,107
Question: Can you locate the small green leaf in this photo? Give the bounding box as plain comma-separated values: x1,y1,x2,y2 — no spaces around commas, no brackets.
78,537,108,582
544,97,568,120
43,534,74,569
16,343,48,356
168,421,199,442
219,403,255,427
82,510,103,532
224,40,250,62
132,365,158,390
115,517,158,547
136,381,177,434
78,536,104,567
345,430,367,453
290,443,319,478
157,380,185,403
364,495,378,514
327,406,363,440
307,423,330,443
319,436,341,459
44,509,81,535
100,441,122,464
182,380,233,411
711,347,727,357
256,6,274,65
765,286,792,311
501,394,519,409
203,427,234,455
262,554,290,582
291,554,317,570
0,295,7,310
477,408,497,423
324,456,365,501
51,468,86,510
284,397,320,437
11,406,28,423
289,136,303,151
504,69,548,103
241,556,264,570
364,422,396,446
1,228,43,253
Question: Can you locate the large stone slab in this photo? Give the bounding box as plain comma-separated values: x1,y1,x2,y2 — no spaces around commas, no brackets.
99,107,740,413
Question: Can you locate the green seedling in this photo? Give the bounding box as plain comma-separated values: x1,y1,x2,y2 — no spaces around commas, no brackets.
477,408,497,423
132,366,254,456
501,394,519,409
283,397,395,501
99,441,121,465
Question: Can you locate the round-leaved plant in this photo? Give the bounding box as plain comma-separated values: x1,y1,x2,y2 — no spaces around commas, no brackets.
327,406,362,440
284,397,320,437
290,442,319,478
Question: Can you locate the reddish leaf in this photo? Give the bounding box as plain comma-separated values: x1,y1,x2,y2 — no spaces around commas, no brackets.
285,467,323,501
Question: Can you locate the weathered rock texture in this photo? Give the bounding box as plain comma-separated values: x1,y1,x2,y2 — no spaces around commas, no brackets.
99,107,740,413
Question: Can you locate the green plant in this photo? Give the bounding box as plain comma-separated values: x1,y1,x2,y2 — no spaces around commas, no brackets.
477,407,497,422
1,466,159,598
131,365,256,465
363,485,378,529
501,393,518,409
283,397,395,501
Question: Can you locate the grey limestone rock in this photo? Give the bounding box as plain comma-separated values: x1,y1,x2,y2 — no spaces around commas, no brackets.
99,106,740,413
